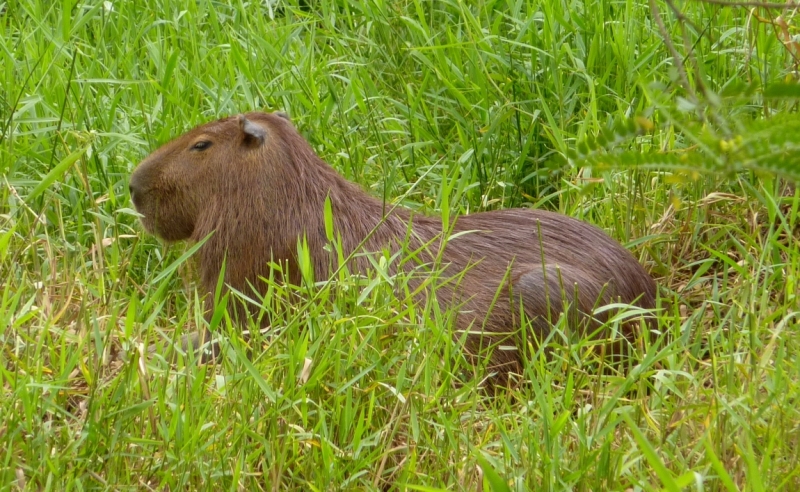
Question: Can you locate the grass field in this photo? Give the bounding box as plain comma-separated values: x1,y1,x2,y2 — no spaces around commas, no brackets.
2,0,800,490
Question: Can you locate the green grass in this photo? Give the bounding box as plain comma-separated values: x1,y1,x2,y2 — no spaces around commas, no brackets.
2,0,799,490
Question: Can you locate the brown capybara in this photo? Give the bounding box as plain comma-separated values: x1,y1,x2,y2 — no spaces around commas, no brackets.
129,111,658,381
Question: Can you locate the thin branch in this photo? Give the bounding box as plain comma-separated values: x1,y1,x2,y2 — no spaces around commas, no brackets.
693,0,800,9
649,0,697,101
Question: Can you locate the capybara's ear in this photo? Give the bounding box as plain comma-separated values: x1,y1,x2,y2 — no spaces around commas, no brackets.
238,114,266,147
275,111,291,121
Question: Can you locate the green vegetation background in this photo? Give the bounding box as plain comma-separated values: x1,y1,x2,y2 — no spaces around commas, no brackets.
1,0,799,490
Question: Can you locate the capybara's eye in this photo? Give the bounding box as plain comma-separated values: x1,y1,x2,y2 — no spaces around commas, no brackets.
192,140,212,151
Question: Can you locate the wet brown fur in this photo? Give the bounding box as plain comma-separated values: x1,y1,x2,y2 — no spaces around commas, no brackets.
130,111,658,379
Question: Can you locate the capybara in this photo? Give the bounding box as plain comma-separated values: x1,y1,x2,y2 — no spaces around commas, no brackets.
129,111,657,380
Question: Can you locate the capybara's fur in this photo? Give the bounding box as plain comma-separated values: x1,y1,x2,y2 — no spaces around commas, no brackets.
130,111,658,380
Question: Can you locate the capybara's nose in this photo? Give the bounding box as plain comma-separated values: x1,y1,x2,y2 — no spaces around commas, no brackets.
129,180,140,207
129,170,146,201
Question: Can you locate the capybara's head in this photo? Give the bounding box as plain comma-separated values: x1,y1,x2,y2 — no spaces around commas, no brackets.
129,111,294,241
